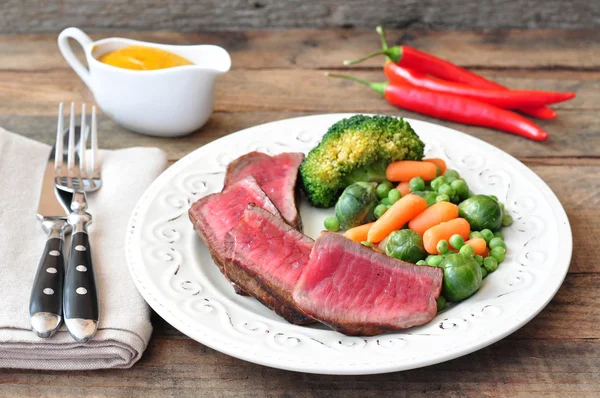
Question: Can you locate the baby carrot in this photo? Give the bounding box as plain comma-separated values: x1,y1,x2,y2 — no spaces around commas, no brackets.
423,218,471,254
408,201,458,236
344,222,375,242
423,158,447,175
367,194,428,243
386,160,438,182
465,238,487,256
396,182,411,196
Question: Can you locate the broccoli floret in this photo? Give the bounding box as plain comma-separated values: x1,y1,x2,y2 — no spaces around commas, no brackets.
300,115,425,207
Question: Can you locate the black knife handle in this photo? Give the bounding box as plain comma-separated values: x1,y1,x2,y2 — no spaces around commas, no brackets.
29,236,65,338
64,231,98,342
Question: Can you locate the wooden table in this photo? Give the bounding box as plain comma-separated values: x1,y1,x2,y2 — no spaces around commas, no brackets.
1,29,599,397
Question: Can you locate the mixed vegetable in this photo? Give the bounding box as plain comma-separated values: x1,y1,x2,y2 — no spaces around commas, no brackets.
303,115,514,312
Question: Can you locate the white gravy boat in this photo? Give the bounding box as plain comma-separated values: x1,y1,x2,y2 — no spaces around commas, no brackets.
58,27,231,137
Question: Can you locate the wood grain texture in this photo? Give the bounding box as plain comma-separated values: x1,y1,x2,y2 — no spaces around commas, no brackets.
2,29,600,71
0,28,598,396
0,337,599,397
1,0,600,34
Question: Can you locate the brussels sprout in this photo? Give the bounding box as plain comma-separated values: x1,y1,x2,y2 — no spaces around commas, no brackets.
385,229,428,264
334,182,379,229
458,194,503,231
440,252,483,302
411,191,438,207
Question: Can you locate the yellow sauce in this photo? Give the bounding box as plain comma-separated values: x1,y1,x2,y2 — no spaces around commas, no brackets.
97,45,193,71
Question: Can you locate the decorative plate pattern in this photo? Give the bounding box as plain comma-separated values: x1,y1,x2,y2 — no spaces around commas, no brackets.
125,114,572,375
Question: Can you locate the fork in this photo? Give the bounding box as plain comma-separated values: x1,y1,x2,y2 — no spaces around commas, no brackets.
55,102,101,343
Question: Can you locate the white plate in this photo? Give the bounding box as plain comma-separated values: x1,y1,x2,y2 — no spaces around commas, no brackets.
125,114,572,375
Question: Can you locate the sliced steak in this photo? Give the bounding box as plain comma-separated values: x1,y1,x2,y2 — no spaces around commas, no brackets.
188,176,282,276
224,204,314,325
293,232,443,336
225,151,304,230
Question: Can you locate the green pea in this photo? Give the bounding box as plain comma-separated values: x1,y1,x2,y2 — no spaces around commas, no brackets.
483,256,499,272
436,296,447,311
431,176,448,192
451,179,469,200
438,184,455,198
480,229,494,244
494,231,504,239
449,234,465,249
502,212,514,227
387,188,402,204
481,266,489,279
380,198,392,206
426,255,444,267
444,169,460,180
459,243,475,256
474,254,484,265
376,181,393,199
435,194,450,203
490,246,506,263
361,241,374,249
374,204,388,219
324,216,340,232
499,202,505,212
489,237,506,250
409,177,426,192
416,260,428,266
436,239,449,254
470,231,483,240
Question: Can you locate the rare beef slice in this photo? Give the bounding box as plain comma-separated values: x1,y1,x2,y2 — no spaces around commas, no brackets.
188,176,282,275
225,151,304,230
293,232,443,336
224,204,314,325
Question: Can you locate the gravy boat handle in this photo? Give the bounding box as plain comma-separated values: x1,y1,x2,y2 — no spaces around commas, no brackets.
58,27,93,89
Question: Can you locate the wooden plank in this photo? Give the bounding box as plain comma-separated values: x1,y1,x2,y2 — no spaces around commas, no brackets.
2,106,600,160
2,29,600,71
0,69,596,115
2,1,600,34
0,337,598,396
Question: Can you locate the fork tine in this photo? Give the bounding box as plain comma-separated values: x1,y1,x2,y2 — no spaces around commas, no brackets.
55,102,64,174
91,106,99,178
80,104,87,180
67,102,76,189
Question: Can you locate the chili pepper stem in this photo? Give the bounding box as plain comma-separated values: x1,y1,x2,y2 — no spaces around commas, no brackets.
376,25,388,50
343,47,402,65
325,72,386,95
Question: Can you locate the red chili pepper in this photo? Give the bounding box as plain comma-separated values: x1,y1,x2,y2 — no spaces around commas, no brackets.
384,63,575,109
344,27,559,119
327,73,548,141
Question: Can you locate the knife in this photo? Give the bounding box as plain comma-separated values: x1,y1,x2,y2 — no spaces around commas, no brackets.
29,148,71,338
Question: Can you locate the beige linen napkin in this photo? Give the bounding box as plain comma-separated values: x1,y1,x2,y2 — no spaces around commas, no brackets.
0,127,167,370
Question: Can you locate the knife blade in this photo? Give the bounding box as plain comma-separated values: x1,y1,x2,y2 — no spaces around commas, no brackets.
29,148,70,338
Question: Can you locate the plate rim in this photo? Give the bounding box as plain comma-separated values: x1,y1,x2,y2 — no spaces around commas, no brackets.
125,113,572,375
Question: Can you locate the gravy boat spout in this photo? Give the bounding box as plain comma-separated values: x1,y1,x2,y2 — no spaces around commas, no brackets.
58,27,231,137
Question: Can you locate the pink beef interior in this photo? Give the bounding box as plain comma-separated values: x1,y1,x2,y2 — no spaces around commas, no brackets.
225,152,304,229
293,232,443,332
189,176,281,254
227,205,313,293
